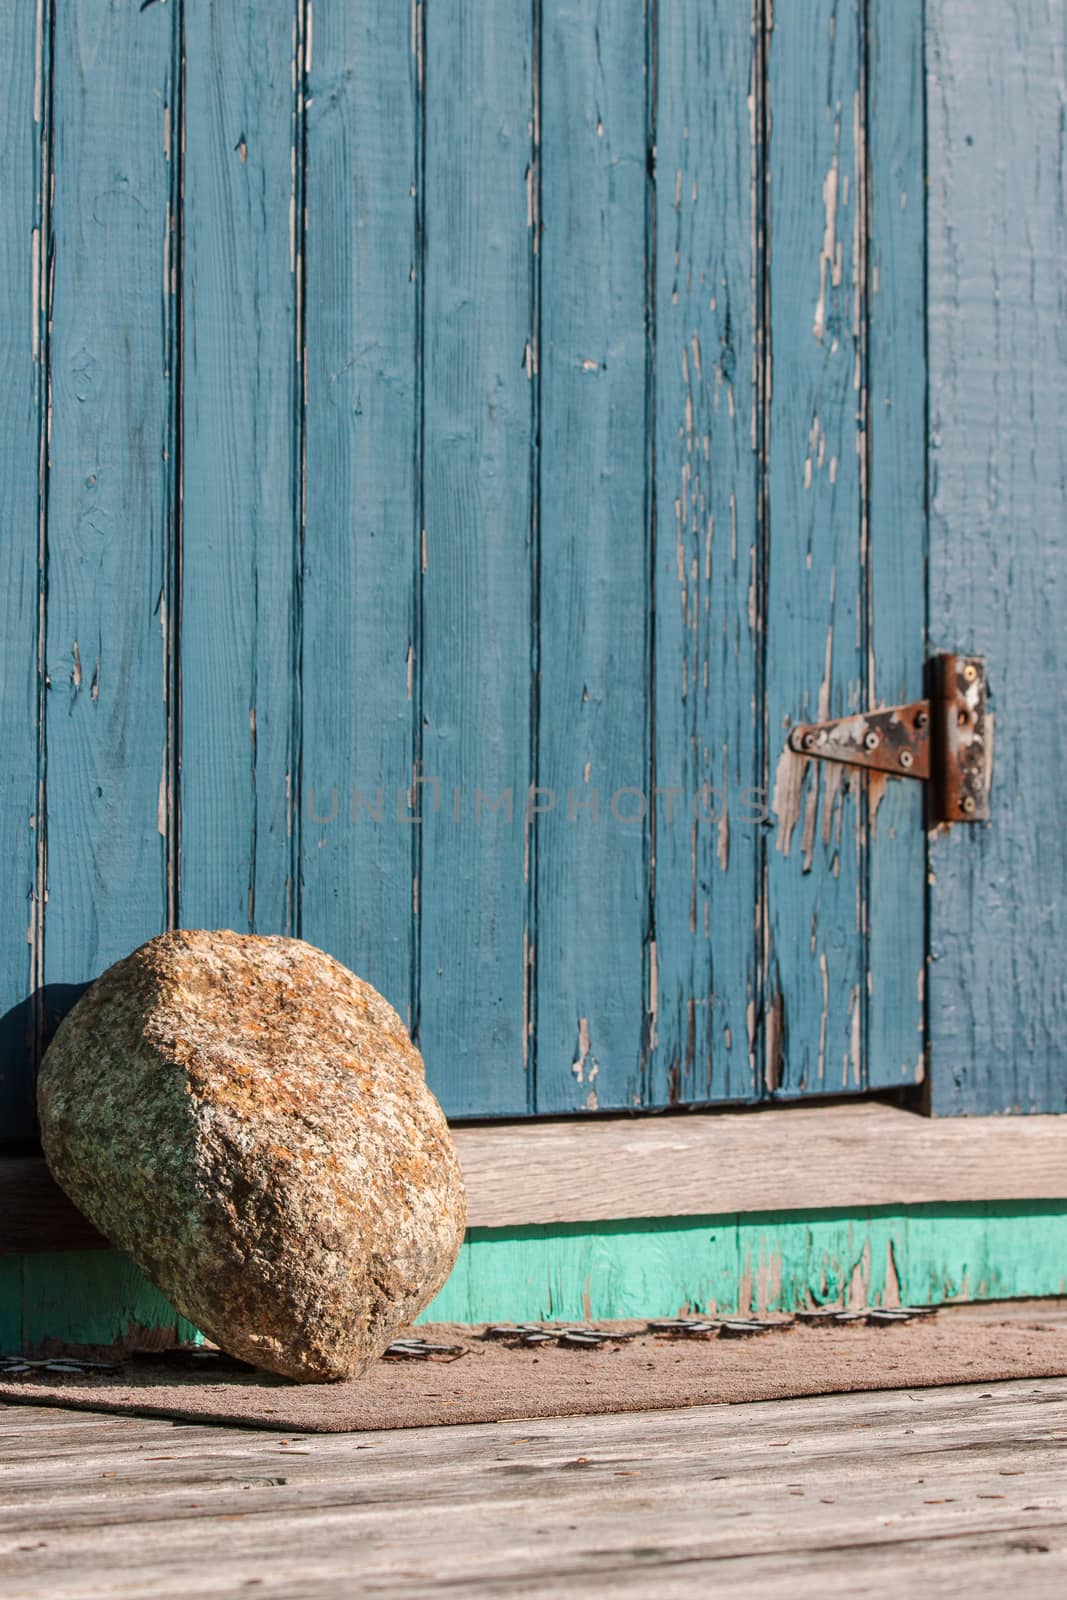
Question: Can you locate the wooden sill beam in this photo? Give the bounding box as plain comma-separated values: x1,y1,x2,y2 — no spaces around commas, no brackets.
453,1102,1067,1228
3,1102,1067,1255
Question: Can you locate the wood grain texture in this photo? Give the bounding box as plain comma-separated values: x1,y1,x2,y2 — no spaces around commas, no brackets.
0,0,47,1137
1,1381,1066,1597
764,0,868,1099
3,0,1055,1134
449,1103,1067,1227
649,0,761,1106
865,0,927,1088
43,3,175,991
299,2,420,1023
418,0,535,1114
8,1104,1067,1257
533,0,649,1112
179,1,297,936
926,0,1067,1113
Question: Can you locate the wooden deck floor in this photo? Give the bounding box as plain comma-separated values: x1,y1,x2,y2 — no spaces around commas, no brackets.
2,1379,1066,1598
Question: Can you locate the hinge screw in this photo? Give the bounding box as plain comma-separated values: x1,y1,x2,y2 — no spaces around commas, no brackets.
915,709,929,728
864,731,880,751
961,795,976,814
899,750,914,770
963,663,978,683
802,732,816,752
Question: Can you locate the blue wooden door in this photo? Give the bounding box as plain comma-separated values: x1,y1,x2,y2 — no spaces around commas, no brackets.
0,0,928,1129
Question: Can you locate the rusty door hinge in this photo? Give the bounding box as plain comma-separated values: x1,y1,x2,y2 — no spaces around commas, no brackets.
787,653,991,823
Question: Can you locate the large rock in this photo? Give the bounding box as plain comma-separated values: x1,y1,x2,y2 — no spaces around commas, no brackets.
37,931,466,1382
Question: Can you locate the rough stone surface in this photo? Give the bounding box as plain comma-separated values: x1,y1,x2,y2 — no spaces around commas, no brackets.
36,931,467,1382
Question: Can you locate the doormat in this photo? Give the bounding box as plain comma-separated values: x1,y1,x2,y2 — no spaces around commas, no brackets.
3,1300,1067,1435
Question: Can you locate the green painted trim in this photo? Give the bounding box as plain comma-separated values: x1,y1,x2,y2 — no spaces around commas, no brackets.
3,1203,1066,1351
1,1250,200,1353
420,1203,1067,1323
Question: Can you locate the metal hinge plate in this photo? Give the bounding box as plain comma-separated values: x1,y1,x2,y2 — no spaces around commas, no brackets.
788,653,991,823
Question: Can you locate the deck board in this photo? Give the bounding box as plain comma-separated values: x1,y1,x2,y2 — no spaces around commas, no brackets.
2,1379,1065,1597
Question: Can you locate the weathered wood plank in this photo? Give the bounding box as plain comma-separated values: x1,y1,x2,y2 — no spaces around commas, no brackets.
448,1102,1067,1228
0,1381,1065,1599
764,0,867,1097
533,0,648,1112
2,1417,1064,1519
650,0,761,1106
0,0,47,1137
865,0,927,1089
299,2,419,1020
926,0,1067,1113
8,1104,1067,1256
43,2,175,1003
179,1,297,935
418,2,535,1114
447,1103,1067,1225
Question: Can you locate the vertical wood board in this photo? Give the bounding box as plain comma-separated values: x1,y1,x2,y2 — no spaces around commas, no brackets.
533,0,649,1112
179,1,298,937
43,0,175,1000
764,0,867,1098
418,0,535,1114
650,0,761,1106
0,0,47,1136
926,0,1067,1114
300,2,419,1020
864,0,927,1089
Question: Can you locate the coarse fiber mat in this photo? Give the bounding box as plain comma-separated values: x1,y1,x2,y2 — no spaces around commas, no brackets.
2,1301,1067,1435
